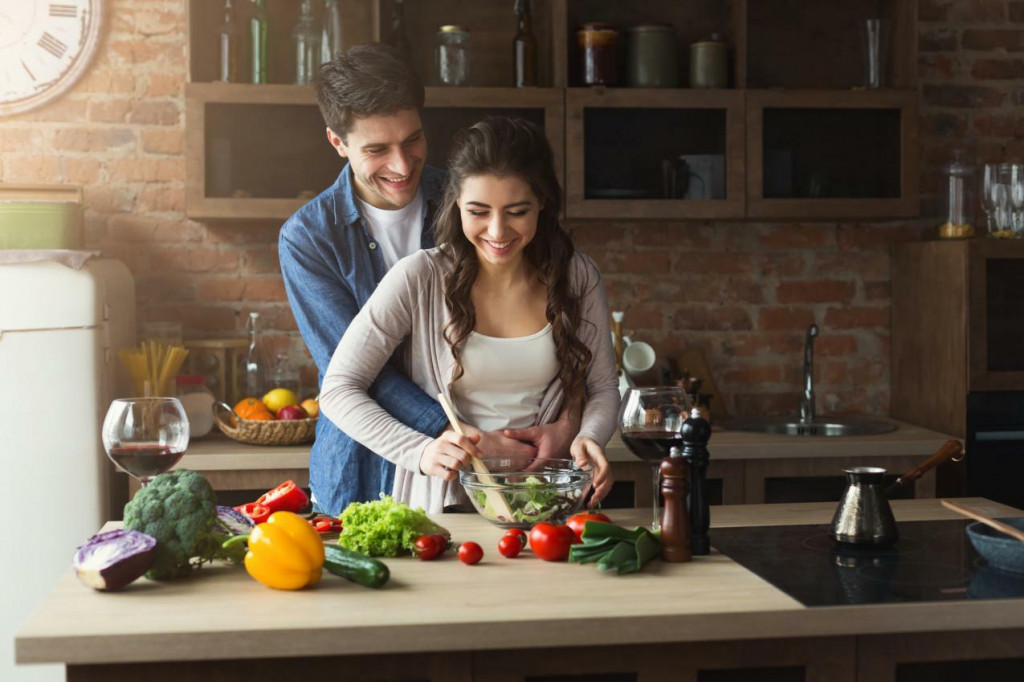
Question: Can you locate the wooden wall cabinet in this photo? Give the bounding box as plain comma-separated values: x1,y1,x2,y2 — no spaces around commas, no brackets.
185,0,918,222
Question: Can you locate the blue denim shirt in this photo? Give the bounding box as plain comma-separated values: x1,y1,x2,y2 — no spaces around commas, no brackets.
279,164,449,516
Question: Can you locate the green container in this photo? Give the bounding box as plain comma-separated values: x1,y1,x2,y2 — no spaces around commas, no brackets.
0,201,82,249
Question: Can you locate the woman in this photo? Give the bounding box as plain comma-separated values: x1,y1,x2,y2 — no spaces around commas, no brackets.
319,117,619,513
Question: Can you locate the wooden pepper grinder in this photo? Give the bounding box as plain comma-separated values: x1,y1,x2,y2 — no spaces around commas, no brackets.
660,446,691,562
682,408,712,556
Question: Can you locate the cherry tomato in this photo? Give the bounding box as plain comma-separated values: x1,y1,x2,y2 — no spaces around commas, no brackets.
565,511,612,543
413,534,444,561
498,535,522,558
504,528,528,547
457,541,483,565
528,522,575,562
429,533,450,555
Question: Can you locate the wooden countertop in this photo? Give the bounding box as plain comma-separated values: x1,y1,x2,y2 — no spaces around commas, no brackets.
16,498,1022,667
180,418,956,471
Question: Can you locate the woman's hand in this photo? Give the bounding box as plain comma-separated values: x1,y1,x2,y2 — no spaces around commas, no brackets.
420,431,480,482
570,436,613,505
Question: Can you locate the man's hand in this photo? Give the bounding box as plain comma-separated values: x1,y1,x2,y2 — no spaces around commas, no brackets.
570,436,613,505
419,431,480,482
502,407,580,469
461,424,537,470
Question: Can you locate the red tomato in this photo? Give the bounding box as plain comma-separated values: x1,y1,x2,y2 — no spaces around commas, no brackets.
234,502,271,525
497,535,522,558
458,542,483,565
413,534,444,561
504,528,528,547
528,523,575,562
429,533,450,555
256,480,310,514
565,511,612,543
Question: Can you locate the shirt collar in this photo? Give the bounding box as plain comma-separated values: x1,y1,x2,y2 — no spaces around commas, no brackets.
330,163,447,229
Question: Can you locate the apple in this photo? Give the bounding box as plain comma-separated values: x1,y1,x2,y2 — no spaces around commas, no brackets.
276,404,308,420
300,398,319,418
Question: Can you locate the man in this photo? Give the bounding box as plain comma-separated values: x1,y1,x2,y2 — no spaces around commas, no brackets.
279,44,577,516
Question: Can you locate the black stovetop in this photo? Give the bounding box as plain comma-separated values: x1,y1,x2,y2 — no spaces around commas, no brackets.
710,519,1024,607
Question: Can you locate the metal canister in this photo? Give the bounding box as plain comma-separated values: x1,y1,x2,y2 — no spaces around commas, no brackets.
626,24,679,88
577,22,619,86
689,33,728,89
435,25,470,86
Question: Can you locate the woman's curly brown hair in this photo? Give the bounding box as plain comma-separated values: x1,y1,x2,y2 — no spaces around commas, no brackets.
433,117,592,409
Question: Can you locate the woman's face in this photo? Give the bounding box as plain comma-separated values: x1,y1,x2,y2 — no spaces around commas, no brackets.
457,174,541,268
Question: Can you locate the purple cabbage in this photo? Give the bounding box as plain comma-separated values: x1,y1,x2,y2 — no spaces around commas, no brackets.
214,505,255,536
73,529,157,591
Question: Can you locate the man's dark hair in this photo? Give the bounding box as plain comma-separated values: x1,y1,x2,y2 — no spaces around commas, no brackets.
315,43,425,141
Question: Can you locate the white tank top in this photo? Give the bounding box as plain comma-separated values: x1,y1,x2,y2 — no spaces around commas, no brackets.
451,323,559,432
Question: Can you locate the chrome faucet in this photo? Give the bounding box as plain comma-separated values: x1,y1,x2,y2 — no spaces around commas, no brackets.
800,323,819,423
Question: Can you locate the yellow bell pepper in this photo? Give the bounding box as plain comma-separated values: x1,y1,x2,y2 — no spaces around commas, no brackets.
244,511,325,590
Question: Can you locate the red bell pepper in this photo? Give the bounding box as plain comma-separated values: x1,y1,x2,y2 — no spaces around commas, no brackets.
256,480,310,514
235,502,271,525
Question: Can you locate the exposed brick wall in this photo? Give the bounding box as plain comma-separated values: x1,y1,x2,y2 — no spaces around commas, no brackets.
1,1,1021,417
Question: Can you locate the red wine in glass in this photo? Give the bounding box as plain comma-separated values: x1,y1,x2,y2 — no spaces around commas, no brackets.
108,445,185,480
620,431,685,462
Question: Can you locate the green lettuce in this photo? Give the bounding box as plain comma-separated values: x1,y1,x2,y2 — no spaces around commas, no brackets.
475,476,580,524
337,495,449,557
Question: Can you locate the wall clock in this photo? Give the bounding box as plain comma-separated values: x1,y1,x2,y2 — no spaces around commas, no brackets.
0,1,105,116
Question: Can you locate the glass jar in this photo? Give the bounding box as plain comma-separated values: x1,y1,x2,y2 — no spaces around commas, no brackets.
690,33,728,89
939,150,976,239
176,375,216,438
578,22,619,86
435,25,470,86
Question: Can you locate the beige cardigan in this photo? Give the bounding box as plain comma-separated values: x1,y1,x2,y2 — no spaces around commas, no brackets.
318,247,620,513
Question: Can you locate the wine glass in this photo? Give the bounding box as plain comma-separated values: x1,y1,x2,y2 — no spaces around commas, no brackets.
102,397,190,487
619,386,693,532
981,163,1002,232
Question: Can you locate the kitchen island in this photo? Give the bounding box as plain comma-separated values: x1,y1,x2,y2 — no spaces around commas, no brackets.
17,498,1024,682
161,419,957,506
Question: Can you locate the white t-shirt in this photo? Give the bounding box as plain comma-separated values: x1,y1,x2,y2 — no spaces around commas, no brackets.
451,323,559,432
357,190,424,269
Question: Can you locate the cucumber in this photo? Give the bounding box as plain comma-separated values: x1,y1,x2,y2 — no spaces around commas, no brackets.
323,544,390,588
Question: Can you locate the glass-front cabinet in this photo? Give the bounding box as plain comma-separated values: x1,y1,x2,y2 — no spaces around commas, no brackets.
565,89,744,219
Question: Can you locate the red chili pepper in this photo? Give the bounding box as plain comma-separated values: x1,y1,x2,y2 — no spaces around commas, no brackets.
256,480,310,514
235,502,271,525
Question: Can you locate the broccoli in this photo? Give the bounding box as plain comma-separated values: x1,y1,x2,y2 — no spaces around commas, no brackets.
123,469,232,580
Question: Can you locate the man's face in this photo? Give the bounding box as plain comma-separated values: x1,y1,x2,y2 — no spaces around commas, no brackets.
327,109,427,210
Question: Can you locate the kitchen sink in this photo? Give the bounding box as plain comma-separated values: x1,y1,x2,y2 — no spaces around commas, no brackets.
722,416,898,437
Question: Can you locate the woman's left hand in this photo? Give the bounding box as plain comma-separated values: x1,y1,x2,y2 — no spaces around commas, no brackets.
570,436,613,505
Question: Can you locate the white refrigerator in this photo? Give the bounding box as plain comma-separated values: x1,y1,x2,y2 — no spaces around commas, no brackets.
0,257,135,682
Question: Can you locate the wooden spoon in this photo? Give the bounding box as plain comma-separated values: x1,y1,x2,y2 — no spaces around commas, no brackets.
436,393,515,521
940,499,1024,543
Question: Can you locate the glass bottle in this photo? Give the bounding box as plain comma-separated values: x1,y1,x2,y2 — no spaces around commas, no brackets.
217,0,239,83
244,312,264,397
250,0,269,84
513,0,537,87
321,0,344,64
435,25,470,86
389,0,411,59
293,0,321,85
939,150,976,239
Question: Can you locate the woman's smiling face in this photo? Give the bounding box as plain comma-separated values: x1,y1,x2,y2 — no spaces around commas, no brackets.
457,174,540,268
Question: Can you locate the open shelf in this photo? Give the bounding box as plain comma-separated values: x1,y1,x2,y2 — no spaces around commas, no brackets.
184,1,918,222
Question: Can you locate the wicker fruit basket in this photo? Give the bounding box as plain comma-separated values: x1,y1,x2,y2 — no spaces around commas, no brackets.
213,402,316,446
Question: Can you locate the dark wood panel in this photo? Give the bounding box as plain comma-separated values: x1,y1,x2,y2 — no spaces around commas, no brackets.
890,241,968,439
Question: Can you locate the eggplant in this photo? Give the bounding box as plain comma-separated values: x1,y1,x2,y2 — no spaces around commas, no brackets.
214,505,255,536
73,529,157,591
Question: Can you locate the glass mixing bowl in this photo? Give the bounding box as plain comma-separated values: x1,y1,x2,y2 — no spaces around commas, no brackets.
459,457,593,529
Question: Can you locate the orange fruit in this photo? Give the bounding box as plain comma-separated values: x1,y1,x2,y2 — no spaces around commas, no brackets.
243,409,274,421
300,398,319,418
234,397,269,419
